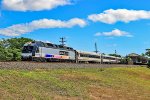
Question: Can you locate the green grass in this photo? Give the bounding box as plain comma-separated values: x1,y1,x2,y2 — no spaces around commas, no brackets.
0,67,150,100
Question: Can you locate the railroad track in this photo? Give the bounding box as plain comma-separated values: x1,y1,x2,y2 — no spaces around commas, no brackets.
0,61,145,70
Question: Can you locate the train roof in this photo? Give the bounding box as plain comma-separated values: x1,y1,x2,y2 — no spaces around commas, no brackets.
24,41,74,51
76,50,101,55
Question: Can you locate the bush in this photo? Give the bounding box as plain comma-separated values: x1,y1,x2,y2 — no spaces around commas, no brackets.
0,48,21,61
0,37,33,61
0,48,13,61
8,48,22,61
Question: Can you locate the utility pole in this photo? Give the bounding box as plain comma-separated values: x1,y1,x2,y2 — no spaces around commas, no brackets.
115,50,117,55
59,37,66,46
115,50,117,63
94,42,99,53
94,42,102,64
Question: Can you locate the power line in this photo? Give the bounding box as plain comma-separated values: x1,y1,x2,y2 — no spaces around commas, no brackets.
59,37,66,46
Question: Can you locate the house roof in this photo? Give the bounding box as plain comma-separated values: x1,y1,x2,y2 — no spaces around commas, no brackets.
128,53,149,60
128,53,140,57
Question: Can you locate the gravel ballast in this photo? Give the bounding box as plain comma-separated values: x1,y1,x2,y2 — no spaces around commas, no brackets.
0,62,145,70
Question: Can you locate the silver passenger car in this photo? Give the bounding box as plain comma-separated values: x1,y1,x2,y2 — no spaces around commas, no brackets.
102,55,121,64
76,50,102,63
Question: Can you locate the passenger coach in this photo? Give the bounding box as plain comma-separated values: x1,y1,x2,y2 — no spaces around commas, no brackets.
76,50,101,63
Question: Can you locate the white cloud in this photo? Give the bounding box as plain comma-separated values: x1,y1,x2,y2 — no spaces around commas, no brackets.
0,18,87,36
88,9,150,24
95,29,133,37
2,0,71,11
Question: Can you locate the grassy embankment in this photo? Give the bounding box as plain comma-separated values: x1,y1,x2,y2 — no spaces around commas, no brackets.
0,67,150,100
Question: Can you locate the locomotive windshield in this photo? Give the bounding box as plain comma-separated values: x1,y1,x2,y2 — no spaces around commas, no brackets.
22,46,34,53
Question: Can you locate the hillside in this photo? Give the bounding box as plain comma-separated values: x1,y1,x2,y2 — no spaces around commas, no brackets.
0,66,150,100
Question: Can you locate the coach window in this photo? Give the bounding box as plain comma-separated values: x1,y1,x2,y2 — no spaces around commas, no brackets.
80,54,86,57
95,55,99,58
60,51,64,55
60,51,69,56
80,54,83,57
89,55,92,58
65,52,69,56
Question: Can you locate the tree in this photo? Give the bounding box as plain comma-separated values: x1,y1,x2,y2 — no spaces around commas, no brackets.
141,53,146,57
108,54,121,57
145,49,150,57
0,37,33,61
5,37,33,49
145,49,150,68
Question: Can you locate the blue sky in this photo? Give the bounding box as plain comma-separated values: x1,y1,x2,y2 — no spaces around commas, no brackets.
0,0,150,56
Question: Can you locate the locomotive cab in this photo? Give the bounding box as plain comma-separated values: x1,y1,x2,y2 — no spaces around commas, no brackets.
21,42,39,60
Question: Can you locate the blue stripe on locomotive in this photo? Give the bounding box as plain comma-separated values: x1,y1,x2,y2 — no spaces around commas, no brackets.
45,54,54,58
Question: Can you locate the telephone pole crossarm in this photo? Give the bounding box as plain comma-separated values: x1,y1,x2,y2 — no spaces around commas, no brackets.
59,37,66,46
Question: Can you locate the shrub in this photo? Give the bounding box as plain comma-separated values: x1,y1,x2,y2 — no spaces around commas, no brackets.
0,37,33,61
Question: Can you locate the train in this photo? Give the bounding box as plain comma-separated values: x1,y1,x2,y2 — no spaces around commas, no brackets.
21,41,121,64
